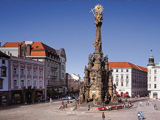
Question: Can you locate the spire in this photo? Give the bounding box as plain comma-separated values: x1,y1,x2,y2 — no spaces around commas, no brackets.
148,49,155,66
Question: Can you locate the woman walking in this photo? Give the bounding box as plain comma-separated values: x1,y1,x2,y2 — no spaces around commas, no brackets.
102,112,105,120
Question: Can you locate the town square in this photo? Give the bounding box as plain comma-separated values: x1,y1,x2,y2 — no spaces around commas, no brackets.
0,0,160,120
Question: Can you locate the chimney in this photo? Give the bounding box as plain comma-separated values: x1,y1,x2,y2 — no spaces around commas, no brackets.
18,43,21,57
27,44,31,56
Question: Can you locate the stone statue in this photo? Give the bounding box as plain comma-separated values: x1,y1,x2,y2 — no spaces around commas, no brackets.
89,54,93,63
84,66,88,77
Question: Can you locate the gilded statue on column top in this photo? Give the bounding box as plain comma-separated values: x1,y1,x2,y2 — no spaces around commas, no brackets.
90,4,103,25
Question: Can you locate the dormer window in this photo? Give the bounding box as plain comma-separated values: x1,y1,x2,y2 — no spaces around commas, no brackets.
36,46,39,48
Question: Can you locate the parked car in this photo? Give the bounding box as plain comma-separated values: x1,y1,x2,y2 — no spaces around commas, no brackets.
62,96,72,100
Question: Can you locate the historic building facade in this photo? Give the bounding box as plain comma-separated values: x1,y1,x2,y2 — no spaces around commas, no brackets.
147,51,160,99
66,73,81,93
109,62,148,98
10,56,45,104
0,51,10,105
0,41,67,100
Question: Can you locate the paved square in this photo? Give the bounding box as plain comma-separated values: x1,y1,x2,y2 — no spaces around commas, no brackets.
0,98,160,120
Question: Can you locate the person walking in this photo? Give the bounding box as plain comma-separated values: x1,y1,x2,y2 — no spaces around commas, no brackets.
140,111,144,120
102,112,105,120
137,112,141,120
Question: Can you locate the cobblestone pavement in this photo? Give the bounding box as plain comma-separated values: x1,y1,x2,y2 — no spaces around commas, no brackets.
0,98,160,120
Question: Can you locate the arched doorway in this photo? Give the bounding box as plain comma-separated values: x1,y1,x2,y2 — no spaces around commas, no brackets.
26,91,32,104
153,92,158,99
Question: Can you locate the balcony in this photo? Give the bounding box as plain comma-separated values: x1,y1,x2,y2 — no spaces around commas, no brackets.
50,66,58,71
48,75,57,79
50,75,57,79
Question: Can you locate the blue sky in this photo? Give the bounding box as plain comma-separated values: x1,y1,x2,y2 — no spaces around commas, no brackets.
0,0,160,78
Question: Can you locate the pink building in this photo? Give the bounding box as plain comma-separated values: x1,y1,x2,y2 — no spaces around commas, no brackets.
10,56,45,104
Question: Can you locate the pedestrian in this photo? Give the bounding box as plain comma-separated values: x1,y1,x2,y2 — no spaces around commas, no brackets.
102,112,105,120
50,98,53,104
140,111,144,120
154,104,157,110
139,102,142,107
137,112,141,120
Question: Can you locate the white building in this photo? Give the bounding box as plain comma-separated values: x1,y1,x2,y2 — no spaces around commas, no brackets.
147,52,160,99
0,51,10,105
109,62,148,98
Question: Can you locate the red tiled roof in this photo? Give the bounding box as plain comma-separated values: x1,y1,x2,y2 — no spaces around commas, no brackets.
109,62,147,72
30,42,57,56
2,41,57,57
3,42,20,47
3,41,25,47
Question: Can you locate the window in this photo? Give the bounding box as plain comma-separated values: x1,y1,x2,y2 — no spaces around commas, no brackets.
126,69,128,72
0,79,3,89
1,67,6,77
62,73,64,78
40,71,42,76
39,81,42,86
116,69,118,72
126,75,129,79
14,80,17,87
121,82,123,86
13,68,17,74
34,71,36,76
21,80,24,87
148,84,151,88
62,65,65,71
148,77,151,82
33,80,36,86
21,69,24,75
28,70,31,76
27,80,30,86
2,59,5,64
121,69,123,72
126,81,128,87
116,81,118,86
154,70,157,74
154,77,157,82
154,84,157,89
121,74,123,79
